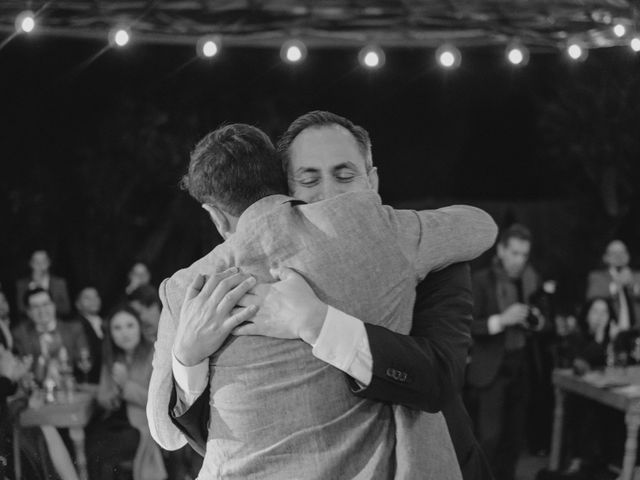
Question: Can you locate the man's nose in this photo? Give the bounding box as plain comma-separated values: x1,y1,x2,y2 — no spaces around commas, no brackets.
320,182,342,201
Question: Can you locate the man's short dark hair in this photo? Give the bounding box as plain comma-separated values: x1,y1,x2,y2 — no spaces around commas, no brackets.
128,285,160,308
75,286,98,301
181,124,287,216
276,111,373,173
499,223,532,246
24,287,51,308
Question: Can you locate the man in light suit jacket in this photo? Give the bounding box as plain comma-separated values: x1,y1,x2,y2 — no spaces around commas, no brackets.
586,240,640,331
148,123,497,478
165,111,494,480
16,250,71,318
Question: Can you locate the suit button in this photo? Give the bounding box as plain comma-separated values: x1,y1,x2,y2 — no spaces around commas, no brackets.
386,368,409,383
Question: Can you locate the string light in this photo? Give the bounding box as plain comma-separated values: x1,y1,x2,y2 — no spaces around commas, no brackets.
506,42,529,66
15,11,35,34
566,42,587,61
631,37,640,52
196,35,221,58
280,39,307,64
358,45,385,69
436,44,461,69
613,24,627,38
109,27,131,47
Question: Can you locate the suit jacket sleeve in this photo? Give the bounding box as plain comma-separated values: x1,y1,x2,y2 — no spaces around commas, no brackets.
470,273,493,336
0,376,17,400
168,382,209,457
390,207,497,279
147,278,188,451
353,263,473,412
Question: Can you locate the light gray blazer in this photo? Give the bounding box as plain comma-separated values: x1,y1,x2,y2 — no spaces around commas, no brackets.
148,191,497,480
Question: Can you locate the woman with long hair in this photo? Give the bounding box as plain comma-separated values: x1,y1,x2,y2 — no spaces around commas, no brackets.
572,296,618,373
87,305,166,480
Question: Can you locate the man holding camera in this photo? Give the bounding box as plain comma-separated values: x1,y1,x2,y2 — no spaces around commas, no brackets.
466,224,545,480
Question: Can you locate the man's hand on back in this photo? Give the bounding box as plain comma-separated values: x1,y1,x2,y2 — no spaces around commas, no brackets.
173,268,259,367
233,267,328,345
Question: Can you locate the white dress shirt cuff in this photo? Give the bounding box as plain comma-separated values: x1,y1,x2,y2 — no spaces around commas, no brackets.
312,306,373,386
171,351,209,412
487,314,504,335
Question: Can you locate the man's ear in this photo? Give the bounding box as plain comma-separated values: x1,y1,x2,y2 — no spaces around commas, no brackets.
202,204,231,239
367,167,379,193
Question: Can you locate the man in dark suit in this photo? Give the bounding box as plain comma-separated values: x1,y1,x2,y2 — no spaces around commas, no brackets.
71,287,103,384
164,112,492,479
587,240,640,332
16,250,71,318
13,288,87,378
467,224,544,480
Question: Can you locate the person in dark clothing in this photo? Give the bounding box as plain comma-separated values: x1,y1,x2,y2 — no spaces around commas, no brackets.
466,224,549,480
559,297,620,475
71,287,104,384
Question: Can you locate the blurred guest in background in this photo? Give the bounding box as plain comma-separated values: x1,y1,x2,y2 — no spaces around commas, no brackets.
129,283,199,480
0,290,13,351
0,343,78,480
71,287,104,384
128,283,200,478
16,250,71,318
587,240,640,333
559,297,619,476
467,224,548,480
128,285,161,343
12,288,87,376
125,262,152,296
0,345,30,480
571,297,617,374
87,305,166,480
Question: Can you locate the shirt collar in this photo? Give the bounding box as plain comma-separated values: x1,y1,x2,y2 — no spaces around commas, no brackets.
234,195,301,233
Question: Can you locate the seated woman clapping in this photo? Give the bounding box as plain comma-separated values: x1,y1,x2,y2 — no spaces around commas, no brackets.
87,305,166,480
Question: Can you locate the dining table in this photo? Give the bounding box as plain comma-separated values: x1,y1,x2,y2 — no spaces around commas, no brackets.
550,366,640,480
13,386,97,480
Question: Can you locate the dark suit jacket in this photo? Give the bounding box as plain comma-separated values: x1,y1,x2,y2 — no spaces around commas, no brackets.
70,315,103,384
467,266,541,389
16,276,71,318
169,263,493,480
12,320,88,378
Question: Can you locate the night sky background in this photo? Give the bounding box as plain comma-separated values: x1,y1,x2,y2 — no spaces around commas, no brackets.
1,35,640,313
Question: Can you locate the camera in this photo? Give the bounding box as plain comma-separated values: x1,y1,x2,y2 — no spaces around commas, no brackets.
525,280,556,331
525,306,543,331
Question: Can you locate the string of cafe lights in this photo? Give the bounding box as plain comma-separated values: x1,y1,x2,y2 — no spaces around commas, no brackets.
12,9,640,70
